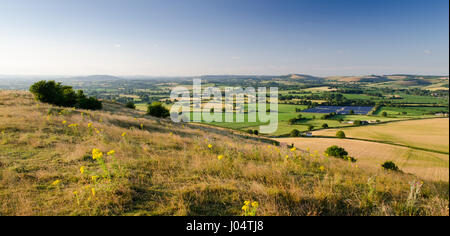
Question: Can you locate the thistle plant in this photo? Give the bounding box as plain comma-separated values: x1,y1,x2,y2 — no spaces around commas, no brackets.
407,180,423,208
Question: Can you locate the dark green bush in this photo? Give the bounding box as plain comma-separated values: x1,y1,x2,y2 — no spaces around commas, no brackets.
147,102,170,118
29,80,102,110
325,145,348,159
290,129,301,137
343,156,357,163
126,101,136,109
336,130,346,139
382,161,400,171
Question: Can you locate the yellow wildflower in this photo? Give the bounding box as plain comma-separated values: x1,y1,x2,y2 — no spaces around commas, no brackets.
290,147,296,152
91,176,98,182
319,166,325,172
121,132,127,137
217,155,224,160
140,124,144,129
80,166,85,174
208,144,213,149
92,148,103,160
52,180,61,185
88,123,92,128
62,120,67,125
242,205,249,211
252,201,259,208
107,150,116,156
68,123,78,128
91,188,96,197
244,201,250,206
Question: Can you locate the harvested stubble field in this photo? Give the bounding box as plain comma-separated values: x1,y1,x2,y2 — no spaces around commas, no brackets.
312,118,449,154
276,137,449,182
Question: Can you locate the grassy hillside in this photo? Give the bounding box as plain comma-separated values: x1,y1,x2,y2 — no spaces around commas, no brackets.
0,91,448,216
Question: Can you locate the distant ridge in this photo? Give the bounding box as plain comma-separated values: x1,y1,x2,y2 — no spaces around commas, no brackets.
64,75,124,81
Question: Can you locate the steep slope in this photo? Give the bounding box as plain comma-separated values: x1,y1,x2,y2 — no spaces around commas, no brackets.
0,91,448,216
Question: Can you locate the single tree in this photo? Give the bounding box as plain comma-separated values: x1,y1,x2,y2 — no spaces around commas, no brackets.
336,130,346,139
147,102,170,118
126,101,136,109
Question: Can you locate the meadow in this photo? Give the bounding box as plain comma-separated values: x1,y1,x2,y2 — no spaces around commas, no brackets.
0,90,448,216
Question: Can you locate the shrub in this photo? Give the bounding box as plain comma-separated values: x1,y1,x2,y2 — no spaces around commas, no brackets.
126,101,136,109
343,156,357,163
322,123,329,129
253,130,259,136
336,130,346,139
290,129,301,137
354,120,362,126
382,111,388,117
325,145,348,159
307,125,314,131
29,80,102,110
147,102,170,118
382,161,400,171
77,96,103,110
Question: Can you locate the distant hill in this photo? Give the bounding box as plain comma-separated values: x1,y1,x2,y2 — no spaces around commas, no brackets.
63,75,124,81
327,75,392,83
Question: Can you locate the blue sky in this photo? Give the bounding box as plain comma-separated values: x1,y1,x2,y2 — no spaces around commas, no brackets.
0,0,448,76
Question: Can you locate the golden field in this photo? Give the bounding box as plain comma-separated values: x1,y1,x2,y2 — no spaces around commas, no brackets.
312,118,450,153
0,91,448,216
276,138,449,182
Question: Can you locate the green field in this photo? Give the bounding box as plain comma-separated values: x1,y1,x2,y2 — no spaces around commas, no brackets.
175,104,444,136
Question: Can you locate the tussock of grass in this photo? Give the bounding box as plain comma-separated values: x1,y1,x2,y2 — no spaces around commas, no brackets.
0,90,448,216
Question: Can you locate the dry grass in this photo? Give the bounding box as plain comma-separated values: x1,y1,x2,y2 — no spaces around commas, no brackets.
313,119,450,153
276,137,449,182
0,90,448,216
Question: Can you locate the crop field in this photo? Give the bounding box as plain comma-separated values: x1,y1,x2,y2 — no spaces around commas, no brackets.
301,106,374,115
374,106,448,116
276,137,449,182
312,118,450,154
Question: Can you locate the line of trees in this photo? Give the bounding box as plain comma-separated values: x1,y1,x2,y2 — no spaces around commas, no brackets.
30,80,102,110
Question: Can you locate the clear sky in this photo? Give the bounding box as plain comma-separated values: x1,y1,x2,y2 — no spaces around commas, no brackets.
0,0,448,76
